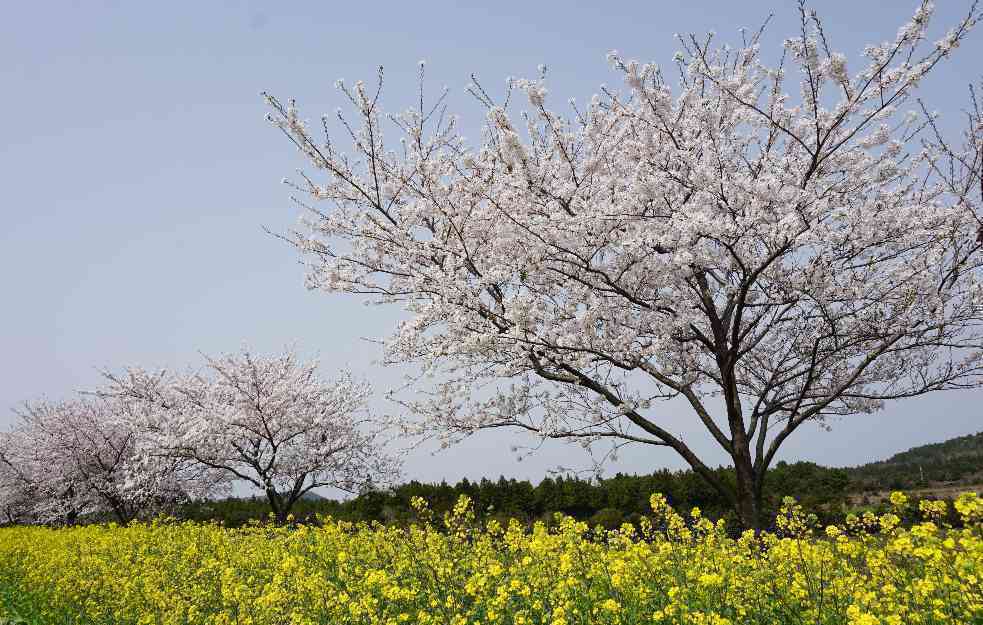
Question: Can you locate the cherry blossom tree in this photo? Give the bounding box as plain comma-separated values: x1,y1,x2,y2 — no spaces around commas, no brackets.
103,348,395,523
0,431,43,525
264,1,983,528
0,396,197,524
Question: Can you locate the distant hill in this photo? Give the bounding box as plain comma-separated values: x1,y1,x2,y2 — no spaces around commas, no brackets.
844,431,983,492
179,431,983,528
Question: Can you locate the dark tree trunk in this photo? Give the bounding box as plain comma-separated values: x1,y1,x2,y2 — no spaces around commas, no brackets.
265,488,297,524
752,477,766,532
731,443,764,531
265,488,282,523
111,504,128,524
677,447,764,532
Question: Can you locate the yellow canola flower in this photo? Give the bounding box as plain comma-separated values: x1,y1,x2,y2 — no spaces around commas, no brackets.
0,492,981,625
889,491,908,509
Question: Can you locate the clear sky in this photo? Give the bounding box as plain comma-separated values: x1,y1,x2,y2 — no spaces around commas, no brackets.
2,1,981,489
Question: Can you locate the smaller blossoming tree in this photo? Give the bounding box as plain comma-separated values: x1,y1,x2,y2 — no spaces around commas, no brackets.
0,396,199,524
0,431,43,525
103,348,396,522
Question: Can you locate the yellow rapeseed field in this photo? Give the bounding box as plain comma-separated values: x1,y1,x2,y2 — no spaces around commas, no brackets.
0,492,981,625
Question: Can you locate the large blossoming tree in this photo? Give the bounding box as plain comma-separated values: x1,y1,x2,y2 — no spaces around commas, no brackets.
104,348,395,523
265,2,983,528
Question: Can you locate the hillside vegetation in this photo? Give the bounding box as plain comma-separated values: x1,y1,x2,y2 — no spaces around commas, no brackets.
178,432,983,530
847,431,983,492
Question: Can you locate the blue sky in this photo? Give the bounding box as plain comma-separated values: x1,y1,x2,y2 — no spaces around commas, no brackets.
1,1,981,487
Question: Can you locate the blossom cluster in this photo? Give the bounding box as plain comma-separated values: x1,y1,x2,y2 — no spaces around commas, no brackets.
264,1,983,527
0,348,392,525
0,395,197,525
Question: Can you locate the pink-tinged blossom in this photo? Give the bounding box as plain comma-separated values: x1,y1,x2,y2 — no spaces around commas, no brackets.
0,396,200,525
265,2,982,529
102,348,396,522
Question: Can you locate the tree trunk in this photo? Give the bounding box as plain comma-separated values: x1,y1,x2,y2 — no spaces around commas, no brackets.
731,438,764,531
265,488,297,524
265,488,285,524
732,469,763,531
111,503,129,524
752,478,766,532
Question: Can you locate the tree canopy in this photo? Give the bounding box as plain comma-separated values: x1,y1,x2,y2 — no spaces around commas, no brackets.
266,2,983,528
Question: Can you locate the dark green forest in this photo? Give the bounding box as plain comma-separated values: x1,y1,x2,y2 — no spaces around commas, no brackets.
178,431,983,529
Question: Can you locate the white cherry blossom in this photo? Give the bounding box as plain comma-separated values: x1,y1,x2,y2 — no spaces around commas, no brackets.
265,2,982,528
0,396,198,524
102,348,395,522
